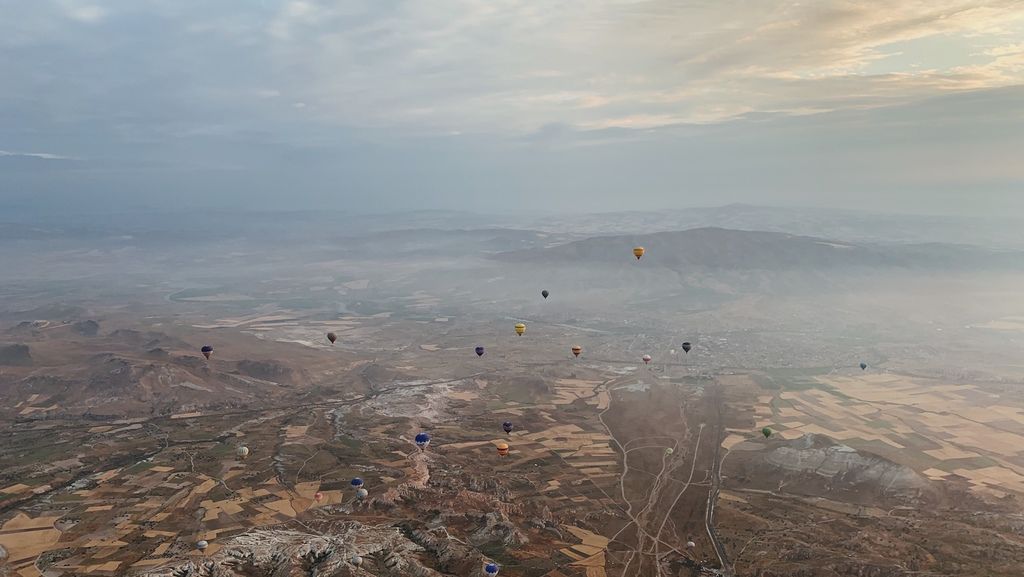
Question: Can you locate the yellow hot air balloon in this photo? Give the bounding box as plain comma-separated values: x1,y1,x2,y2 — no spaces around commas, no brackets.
633,246,645,260
496,442,510,457
514,323,526,336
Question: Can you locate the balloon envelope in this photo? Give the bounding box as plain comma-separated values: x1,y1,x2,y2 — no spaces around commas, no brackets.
201,345,213,359
860,362,868,370
314,491,324,502
762,427,772,438
642,354,651,364
351,555,363,566
682,342,692,353
236,446,249,458
327,332,337,344
502,421,514,433
541,290,549,299
633,246,645,259
196,540,209,550
571,345,582,357
415,432,431,448
355,488,368,499
485,563,499,575
350,477,363,488
514,323,526,336
496,442,509,456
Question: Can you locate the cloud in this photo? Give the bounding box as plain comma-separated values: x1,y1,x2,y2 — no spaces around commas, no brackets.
59,1,106,24
0,1,1020,217
227,0,1024,134
0,150,75,160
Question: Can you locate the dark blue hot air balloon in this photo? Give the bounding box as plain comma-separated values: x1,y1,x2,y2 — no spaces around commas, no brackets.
350,477,363,488
502,421,513,434
485,562,499,576
860,362,868,370
415,432,431,450
475,346,485,357
200,345,213,360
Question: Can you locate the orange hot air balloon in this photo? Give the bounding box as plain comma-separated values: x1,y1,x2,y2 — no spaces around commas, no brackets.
571,345,582,357
327,332,337,344
514,323,526,336
496,442,510,457
633,246,645,260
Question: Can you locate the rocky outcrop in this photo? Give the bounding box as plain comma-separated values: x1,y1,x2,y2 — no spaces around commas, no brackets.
470,511,528,547
763,434,928,493
143,525,446,577
0,343,31,366
71,320,100,336
236,360,295,384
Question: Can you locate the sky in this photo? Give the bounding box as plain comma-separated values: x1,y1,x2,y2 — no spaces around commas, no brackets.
1,0,1022,216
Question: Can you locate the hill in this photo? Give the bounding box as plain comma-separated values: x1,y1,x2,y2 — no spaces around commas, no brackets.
492,227,1024,271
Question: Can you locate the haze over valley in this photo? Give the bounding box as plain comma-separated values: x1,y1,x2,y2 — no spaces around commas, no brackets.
2,205,1024,577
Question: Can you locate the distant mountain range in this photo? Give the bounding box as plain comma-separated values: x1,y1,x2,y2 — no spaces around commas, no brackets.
4,203,1024,249
493,227,1024,271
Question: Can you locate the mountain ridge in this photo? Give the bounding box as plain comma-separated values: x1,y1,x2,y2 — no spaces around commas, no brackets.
491,226,1024,271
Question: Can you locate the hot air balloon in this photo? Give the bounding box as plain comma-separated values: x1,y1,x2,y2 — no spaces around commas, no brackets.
475,346,485,357
351,477,364,489
860,362,867,370
642,354,652,365
327,332,337,344
496,442,509,457
485,562,499,576
541,290,549,299
514,323,526,336
355,488,368,500
200,345,213,360
415,432,431,450
762,427,772,439
665,447,674,455
195,540,209,551
502,421,514,434
351,555,363,567
686,540,696,549
571,345,582,358
682,342,692,354
633,247,645,260
314,491,324,502
236,446,249,459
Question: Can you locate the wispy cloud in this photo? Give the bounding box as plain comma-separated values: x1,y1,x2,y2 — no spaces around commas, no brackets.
0,150,75,160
